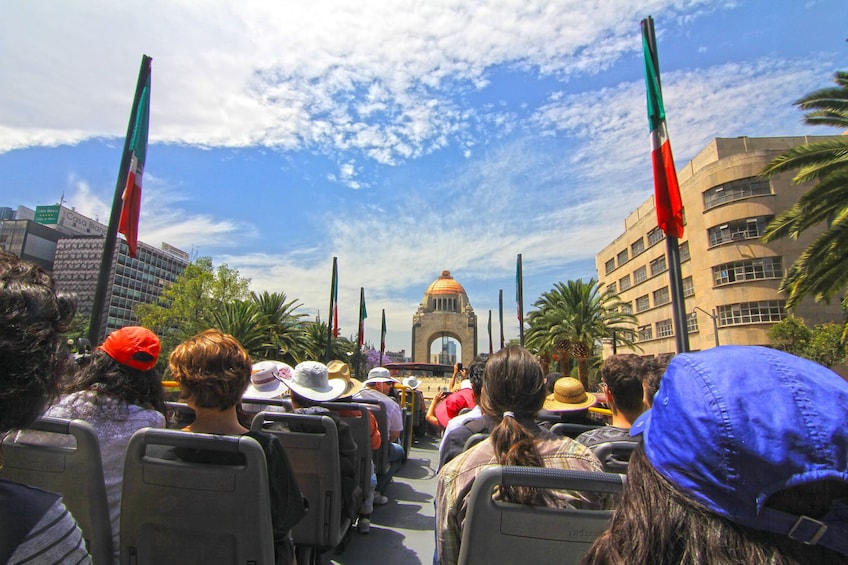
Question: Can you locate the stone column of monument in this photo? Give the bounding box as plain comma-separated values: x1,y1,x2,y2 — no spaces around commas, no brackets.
411,270,477,365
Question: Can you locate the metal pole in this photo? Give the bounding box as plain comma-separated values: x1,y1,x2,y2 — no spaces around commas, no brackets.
711,308,720,347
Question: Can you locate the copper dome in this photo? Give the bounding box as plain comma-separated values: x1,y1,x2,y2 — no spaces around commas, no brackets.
425,270,466,295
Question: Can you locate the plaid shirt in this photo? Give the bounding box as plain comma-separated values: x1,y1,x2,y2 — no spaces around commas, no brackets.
435,421,606,565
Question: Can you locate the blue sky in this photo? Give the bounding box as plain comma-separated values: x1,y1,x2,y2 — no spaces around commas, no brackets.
1,0,846,357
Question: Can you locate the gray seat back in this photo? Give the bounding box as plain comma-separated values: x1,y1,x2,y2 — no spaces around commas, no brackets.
1,417,113,564
462,432,489,452
549,422,602,439
120,428,274,565
355,399,389,474
320,401,372,513
590,441,638,474
251,412,350,551
457,466,624,565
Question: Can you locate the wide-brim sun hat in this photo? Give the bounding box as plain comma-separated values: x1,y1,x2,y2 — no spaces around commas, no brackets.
630,345,848,557
328,360,364,398
364,366,400,385
243,360,292,400
402,376,421,389
282,361,348,402
543,377,597,411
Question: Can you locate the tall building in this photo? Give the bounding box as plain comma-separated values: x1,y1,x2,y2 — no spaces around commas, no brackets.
53,237,189,338
596,136,843,357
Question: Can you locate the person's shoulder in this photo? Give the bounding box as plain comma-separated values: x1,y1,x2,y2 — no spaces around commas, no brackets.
576,426,632,447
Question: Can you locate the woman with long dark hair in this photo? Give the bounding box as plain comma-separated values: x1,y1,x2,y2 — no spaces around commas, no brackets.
0,250,90,563
45,326,166,561
435,345,605,565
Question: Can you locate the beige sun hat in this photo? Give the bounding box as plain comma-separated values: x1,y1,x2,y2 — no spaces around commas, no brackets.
281,361,347,402
543,377,598,411
243,361,293,400
328,360,363,398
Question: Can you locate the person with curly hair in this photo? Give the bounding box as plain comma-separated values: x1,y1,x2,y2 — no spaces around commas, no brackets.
0,250,90,563
43,326,166,561
168,329,306,565
436,345,606,565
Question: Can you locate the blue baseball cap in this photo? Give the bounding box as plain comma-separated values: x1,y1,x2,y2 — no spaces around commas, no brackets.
631,346,848,556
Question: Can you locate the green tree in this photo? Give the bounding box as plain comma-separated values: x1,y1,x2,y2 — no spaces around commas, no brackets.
760,71,848,309
768,316,812,356
526,279,636,389
250,291,310,364
302,320,354,364
805,323,846,368
207,300,273,358
135,257,251,368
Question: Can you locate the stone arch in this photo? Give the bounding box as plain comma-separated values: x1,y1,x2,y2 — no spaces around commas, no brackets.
411,271,477,365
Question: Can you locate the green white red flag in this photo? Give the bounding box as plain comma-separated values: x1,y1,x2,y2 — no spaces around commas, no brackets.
642,16,684,239
118,64,151,258
358,287,367,346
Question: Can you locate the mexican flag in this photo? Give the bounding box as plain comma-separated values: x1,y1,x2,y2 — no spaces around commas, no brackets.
642,16,684,239
118,64,151,258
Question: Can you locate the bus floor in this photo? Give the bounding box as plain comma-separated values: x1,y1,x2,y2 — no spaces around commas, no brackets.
328,433,440,565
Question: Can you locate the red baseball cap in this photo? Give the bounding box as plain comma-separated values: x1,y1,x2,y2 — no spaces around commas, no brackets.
98,326,160,371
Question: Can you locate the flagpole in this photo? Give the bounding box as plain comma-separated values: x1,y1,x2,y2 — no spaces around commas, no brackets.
516,254,525,347
380,308,386,365
88,54,151,346
324,256,337,363
357,287,366,378
488,310,493,355
498,289,505,349
642,17,689,353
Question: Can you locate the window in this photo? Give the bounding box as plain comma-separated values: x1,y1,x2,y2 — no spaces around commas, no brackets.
621,302,633,315
687,313,699,333
631,238,645,257
653,286,670,306
617,249,629,266
717,301,785,327
682,276,694,297
604,258,616,275
647,227,664,246
633,266,648,285
708,216,774,247
656,319,674,338
703,177,771,210
638,325,653,341
606,281,617,294
712,257,783,286
650,255,667,276
619,274,631,291
636,295,650,312
680,241,690,262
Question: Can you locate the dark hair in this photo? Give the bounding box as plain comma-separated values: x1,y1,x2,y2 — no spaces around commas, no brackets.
544,372,561,395
640,354,672,408
467,357,487,397
62,349,166,417
600,355,646,416
480,346,547,504
0,251,76,432
169,329,252,410
582,446,847,564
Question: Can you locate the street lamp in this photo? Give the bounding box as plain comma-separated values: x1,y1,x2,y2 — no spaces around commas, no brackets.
692,306,720,347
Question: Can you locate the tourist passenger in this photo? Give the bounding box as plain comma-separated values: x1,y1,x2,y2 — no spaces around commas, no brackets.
329,360,382,534
640,353,671,409
437,358,487,469
0,250,90,563
355,367,404,502
280,361,360,524
537,376,599,428
168,329,306,565
583,346,848,565
426,379,476,433
436,346,606,565
43,326,166,561
576,354,644,470
241,360,293,419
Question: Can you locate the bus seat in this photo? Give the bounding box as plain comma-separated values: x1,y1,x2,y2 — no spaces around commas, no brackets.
457,466,624,565
251,412,350,562
549,422,602,439
319,402,372,514
462,432,489,453
355,399,390,475
589,441,638,474
120,428,274,565
1,417,113,564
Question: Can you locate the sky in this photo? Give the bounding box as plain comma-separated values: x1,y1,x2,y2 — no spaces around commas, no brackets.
1,0,846,358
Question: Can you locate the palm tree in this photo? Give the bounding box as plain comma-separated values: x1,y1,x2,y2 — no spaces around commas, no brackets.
207,300,274,357
303,320,354,363
250,291,310,363
526,279,636,389
760,70,848,309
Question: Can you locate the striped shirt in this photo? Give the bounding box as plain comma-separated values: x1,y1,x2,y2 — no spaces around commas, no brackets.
8,498,91,564
435,424,605,565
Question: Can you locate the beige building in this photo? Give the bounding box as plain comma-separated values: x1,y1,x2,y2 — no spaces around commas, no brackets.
411,270,478,365
596,136,843,357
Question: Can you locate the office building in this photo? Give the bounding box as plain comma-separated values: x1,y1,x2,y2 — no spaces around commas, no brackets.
596,136,843,357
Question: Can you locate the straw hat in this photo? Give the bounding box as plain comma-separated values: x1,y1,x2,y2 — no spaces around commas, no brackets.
243,361,292,400
543,377,598,411
328,360,363,398
282,361,348,402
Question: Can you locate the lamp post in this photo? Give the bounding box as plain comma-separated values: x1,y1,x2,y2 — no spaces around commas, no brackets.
692,306,720,347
